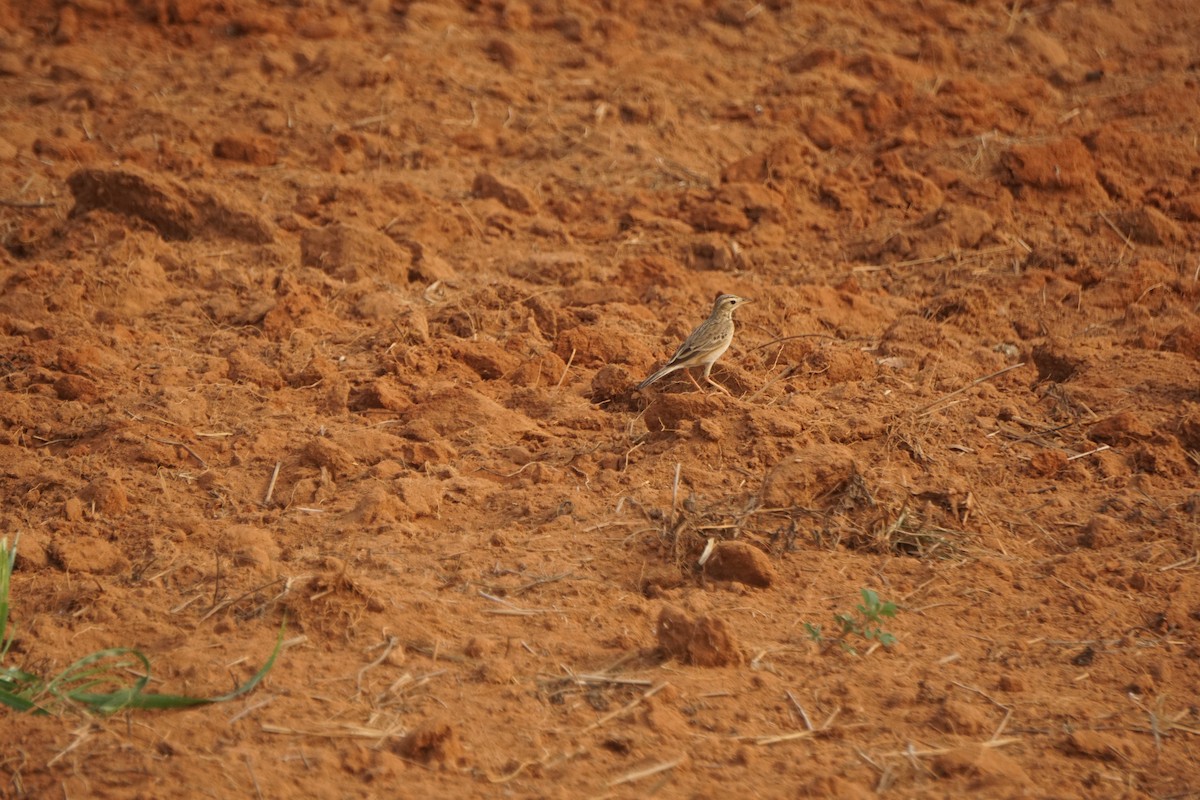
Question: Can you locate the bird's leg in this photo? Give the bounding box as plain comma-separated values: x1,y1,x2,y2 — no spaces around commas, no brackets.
701,362,731,395
685,369,705,392
705,375,732,395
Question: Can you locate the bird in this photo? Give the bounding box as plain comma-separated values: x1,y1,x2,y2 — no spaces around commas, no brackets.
637,293,750,394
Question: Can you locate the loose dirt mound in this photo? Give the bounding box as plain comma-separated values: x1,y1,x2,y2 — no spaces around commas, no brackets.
2,1,1199,797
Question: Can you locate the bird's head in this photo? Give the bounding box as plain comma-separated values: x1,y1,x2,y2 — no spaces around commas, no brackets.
712,293,750,314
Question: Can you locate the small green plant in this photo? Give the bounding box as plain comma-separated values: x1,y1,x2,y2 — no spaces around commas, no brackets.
804,588,898,655
0,536,283,715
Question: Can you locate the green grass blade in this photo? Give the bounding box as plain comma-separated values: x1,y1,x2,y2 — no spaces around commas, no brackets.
0,687,43,712
42,648,152,706
75,688,213,711
0,536,285,715
0,535,17,662
68,621,286,712
208,619,286,703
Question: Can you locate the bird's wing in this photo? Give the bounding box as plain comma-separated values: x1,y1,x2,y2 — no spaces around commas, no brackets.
665,329,704,365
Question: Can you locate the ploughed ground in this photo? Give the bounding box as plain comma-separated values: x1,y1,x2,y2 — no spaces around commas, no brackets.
1,1,1199,797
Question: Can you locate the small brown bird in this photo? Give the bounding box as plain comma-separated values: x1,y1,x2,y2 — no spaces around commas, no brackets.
637,293,750,393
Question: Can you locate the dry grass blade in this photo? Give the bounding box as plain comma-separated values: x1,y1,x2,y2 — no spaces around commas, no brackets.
571,674,653,686
750,730,814,746
261,723,405,739
878,737,1022,758
556,347,576,387
583,682,669,732
510,571,573,595
0,198,58,208
786,690,815,731
1097,210,1136,252
1159,552,1200,572
608,755,686,786
46,724,94,766
478,591,556,616
377,670,446,705
915,363,1025,416
487,747,587,784
147,436,208,468
263,461,281,506
356,635,398,694
1067,444,1110,461
199,576,288,622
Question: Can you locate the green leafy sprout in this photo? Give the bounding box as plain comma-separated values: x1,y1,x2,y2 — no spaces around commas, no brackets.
1,535,283,715
804,588,898,655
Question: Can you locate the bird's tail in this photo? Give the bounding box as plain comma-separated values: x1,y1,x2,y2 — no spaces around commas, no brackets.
636,364,674,390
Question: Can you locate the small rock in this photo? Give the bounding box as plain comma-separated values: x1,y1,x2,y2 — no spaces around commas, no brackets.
930,698,991,735
721,136,817,183
643,393,730,433
804,111,856,150
693,416,725,441
463,636,492,658
997,673,1025,692
684,200,751,234
54,5,79,43
220,524,279,575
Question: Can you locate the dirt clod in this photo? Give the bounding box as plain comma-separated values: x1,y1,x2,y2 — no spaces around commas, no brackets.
656,605,744,667
931,744,1030,787
67,166,275,243
1062,730,1135,762
703,541,776,588
78,475,129,516
395,719,465,767
299,223,411,283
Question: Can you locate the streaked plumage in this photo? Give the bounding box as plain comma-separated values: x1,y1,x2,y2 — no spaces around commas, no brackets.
637,293,749,393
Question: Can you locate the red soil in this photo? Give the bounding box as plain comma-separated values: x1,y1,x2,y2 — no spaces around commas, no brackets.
2,1,1199,797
